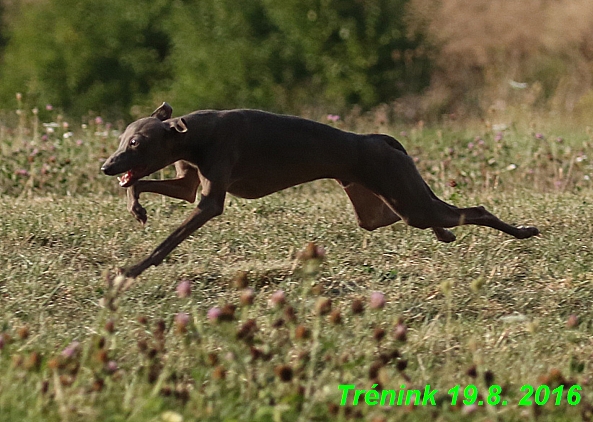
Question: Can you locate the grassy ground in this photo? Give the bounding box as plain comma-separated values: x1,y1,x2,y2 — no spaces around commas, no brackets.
0,108,592,421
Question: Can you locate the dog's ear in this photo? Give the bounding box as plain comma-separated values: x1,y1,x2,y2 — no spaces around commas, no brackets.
168,117,187,133
151,102,173,121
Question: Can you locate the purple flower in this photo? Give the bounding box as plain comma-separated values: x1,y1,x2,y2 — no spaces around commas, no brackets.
46,104,53,111
94,116,104,125
176,280,192,298
269,290,286,308
207,307,222,322
75,139,83,146
494,132,504,142
326,114,340,123
535,133,545,140
369,291,386,309
15,169,29,177
175,312,190,332
105,360,118,374
61,341,80,359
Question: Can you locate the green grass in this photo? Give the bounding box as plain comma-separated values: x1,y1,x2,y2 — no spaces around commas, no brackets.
1,109,592,421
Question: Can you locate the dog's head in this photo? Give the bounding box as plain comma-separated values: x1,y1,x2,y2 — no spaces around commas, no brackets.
101,102,188,187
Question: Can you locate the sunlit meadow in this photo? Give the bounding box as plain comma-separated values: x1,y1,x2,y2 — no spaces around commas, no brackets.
1,100,592,421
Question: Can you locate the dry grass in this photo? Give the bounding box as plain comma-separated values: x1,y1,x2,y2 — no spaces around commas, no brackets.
1,108,592,421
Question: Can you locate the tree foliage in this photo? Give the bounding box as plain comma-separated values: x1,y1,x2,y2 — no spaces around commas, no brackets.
0,0,427,116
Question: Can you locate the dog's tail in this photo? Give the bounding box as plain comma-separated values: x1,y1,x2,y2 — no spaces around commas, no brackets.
375,134,408,155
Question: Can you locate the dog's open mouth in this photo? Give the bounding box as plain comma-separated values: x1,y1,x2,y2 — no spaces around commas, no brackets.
117,166,149,188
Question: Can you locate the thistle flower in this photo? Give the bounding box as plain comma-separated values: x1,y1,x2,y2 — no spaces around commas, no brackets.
240,288,255,306
207,307,222,323
176,279,192,298
61,341,80,359
274,364,294,382
369,291,386,310
174,312,190,333
351,298,364,315
314,297,332,316
269,290,286,308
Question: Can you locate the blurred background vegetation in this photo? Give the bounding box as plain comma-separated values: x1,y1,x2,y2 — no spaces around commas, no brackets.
1,0,593,120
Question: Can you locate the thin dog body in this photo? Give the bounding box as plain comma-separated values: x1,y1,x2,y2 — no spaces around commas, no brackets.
101,103,539,278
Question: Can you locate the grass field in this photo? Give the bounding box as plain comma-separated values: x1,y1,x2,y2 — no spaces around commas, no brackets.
1,108,592,421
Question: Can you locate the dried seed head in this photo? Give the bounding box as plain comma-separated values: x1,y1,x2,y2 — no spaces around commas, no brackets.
206,352,218,366
373,327,386,342
212,365,226,380
17,326,29,340
328,309,342,325
104,319,115,334
396,359,408,372
294,325,310,340
219,304,236,322
368,360,383,379
233,271,249,289
484,370,495,386
466,364,478,378
274,364,294,382
314,297,332,316
137,315,148,325
284,305,297,323
298,242,326,261
351,298,364,315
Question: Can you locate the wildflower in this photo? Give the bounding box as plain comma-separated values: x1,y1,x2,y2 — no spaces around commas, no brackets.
566,314,579,328
466,365,478,378
294,325,310,340
400,131,408,137
274,364,294,382
369,291,386,309
95,116,104,125
61,341,81,359
326,114,340,122
207,307,222,323
328,309,342,325
17,326,29,340
393,321,407,342
284,305,297,323
45,104,53,111
314,297,332,316
298,242,326,261
535,133,545,140
232,271,249,288
373,327,386,342
15,169,29,177
105,360,118,374
494,132,504,142
104,319,115,333
174,312,190,333
75,139,83,146
239,288,255,306
176,279,192,298
269,290,286,308
351,298,364,315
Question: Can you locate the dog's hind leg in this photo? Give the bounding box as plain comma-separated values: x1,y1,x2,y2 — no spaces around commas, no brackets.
357,142,538,239
127,161,200,224
337,180,456,242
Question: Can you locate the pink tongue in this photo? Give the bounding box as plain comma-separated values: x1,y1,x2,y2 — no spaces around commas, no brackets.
119,171,132,187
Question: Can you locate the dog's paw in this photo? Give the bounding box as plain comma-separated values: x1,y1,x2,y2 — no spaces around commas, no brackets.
128,202,148,225
433,227,456,243
518,226,540,239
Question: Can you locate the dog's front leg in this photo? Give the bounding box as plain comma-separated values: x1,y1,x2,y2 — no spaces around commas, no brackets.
126,162,200,225
124,187,226,278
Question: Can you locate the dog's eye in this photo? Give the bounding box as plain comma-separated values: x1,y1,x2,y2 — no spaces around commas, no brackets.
130,138,138,146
